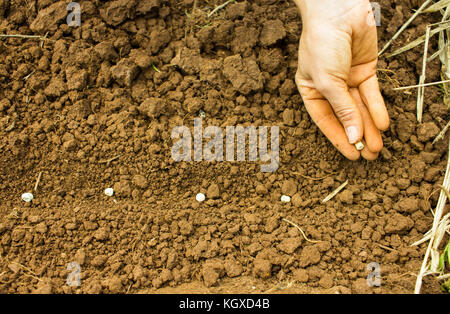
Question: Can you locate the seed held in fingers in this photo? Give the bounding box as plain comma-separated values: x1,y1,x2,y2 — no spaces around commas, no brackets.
355,141,364,151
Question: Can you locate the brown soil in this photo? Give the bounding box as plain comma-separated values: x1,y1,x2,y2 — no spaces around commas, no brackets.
0,0,449,294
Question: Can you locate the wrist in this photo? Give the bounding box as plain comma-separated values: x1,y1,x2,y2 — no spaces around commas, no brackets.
294,0,324,24
293,0,318,13
295,0,368,26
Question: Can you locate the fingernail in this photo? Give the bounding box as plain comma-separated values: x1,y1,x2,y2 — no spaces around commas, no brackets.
345,126,359,144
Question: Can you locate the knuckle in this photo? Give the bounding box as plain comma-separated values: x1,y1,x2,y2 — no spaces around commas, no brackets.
314,73,346,97
314,79,333,96
332,105,358,124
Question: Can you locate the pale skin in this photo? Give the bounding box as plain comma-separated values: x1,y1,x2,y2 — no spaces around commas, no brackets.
294,0,390,160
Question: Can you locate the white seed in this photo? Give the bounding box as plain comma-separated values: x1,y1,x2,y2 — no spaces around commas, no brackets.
21,192,34,202
196,193,206,202
104,188,114,197
280,195,291,203
355,141,364,151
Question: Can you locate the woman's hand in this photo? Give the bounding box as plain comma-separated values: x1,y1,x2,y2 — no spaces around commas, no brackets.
294,0,390,160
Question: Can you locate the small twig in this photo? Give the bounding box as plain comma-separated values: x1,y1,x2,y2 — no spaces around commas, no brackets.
23,70,36,81
0,34,54,42
432,121,450,144
0,34,42,39
417,25,432,123
322,180,348,203
13,262,43,282
189,0,199,35
392,79,450,91
40,32,48,48
207,0,235,18
377,243,396,252
282,218,321,244
99,155,120,166
427,187,441,203
34,171,42,192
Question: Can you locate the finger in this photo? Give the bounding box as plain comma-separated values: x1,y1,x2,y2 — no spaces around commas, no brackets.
359,75,390,131
313,74,364,145
299,87,361,161
350,88,383,153
360,139,379,161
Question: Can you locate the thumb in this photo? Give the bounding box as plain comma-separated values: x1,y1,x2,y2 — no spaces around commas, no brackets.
314,75,363,144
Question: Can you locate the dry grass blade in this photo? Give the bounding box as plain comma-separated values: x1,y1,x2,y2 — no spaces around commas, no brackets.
424,0,450,13
392,79,450,90
34,171,42,192
417,25,432,123
432,121,450,144
99,155,120,165
386,23,448,58
322,180,348,203
377,243,396,252
379,0,434,56
207,0,235,18
0,34,54,42
438,6,450,64
282,218,321,244
437,6,450,108
442,46,450,108
414,138,450,294
12,262,43,282
442,34,450,108
438,273,450,280
388,1,450,293
427,47,444,62
412,213,450,246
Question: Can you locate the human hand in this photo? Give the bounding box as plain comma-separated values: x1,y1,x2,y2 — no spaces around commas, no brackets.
294,0,390,160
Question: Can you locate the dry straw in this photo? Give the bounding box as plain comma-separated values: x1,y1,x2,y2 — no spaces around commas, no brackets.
207,0,235,18
382,0,450,293
322,180,348,203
